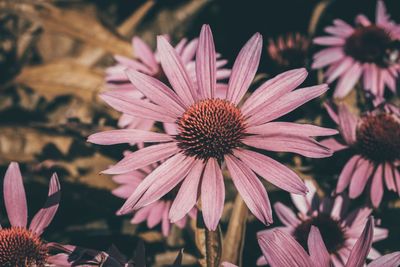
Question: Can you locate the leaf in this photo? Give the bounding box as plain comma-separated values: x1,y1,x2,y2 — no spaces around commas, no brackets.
15,60,105,101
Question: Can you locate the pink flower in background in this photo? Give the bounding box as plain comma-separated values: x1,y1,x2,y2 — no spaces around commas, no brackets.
257,180,388,266
0,162,68,266
255,217,400,267
312,0,400,102
322,103,400,207
106,35,231,133
89,24,336,230
112,158,196,236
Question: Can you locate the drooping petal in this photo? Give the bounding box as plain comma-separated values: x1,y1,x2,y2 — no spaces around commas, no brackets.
100,92,176,122
134,156,196,209
313,36,345,46
241,68,308,116
345,217,374,267
326,57,354,83
125,69,186,113
243,134,332,158
147,201,165,228
132,37,159,72
88,129,173,145
258,229,313,267
234,149,307,194
201,158,225,230
308,226,331,267
4,162,27,227
161,201,171,236
334,62,362,98
131,205,152,224
337,104,358,145
274,202,300,227
117,153,191,214
169,160,203,223
226,33,263,105
29,173,61,236
225,155,272,225
247,84,329,126
312,47,344,68
370,164,384,208
320,138,348,152
349,159,374,198
336,155,362,193
103,142,179,174
384,163,396,191
196,25,217,99
157,36,198,106
368,252,400,267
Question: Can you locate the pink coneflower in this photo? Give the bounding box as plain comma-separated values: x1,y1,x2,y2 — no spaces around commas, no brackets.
112,159,196,236
89,24,337,230
268,32,310,70
0,162,69,266
106,35,230,132
255,217,400,267
256,180,388,266
322,103,400,207
312,0,400,101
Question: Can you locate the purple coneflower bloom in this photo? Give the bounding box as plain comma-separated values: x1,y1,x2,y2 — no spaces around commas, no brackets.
106,35,230,132
322,103,400,207
312,0,400,102
89,24,336,230
256,180,388,266
0,162,69,266
112,158,196,236
254,217,400,267
268,32,310,70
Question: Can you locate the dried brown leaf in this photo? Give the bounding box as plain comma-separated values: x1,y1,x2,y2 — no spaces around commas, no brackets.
154,251,197,267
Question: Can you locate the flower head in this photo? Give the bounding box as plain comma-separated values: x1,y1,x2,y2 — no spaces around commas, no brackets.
268,32,310,70
257,180,388,266
112,159,196,236
256,217,400,267
322,103,400,207
106,35,230,132
312,0,400,102
89,24,336,230
0,162,66,266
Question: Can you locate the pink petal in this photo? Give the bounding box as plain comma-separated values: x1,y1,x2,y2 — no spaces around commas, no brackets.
337,155,361,193
226,33,263,105
273,202,300,227
134,156,196,209
312,48,344,69
375,0,390,25
225,155,272,225
247,84,329,126
196,25,217,99
258,229,313,267
201,158,225,231
117,153,191,215
103,142,179,175
384,163,396,191
308,226,331,267
100,92,176,122
349,159,374,199
345,217,373,267
132,37,158,72
395,168,400,196
243,134,332,158
161,201,171,236
147,201,165,228
29,173,61,236
337,104,358,145
131,206,152,224
326,57,354,83
356,14,372,26
46,254,72,267
88,129,172,145
324,102,339,124
4,162,27,227
320,138,348,152
313,36,345,46
241,68,308,116
181,38,198,63
324,25,353,37
370,164,384,208
113,55,153,74
368,252,400,267
234,149,307,194
246,122,338,137
125,69,186,113
291,180,317,215
334,62,362,98
112,184,136,199
157,36,198,106
169,160,203,223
